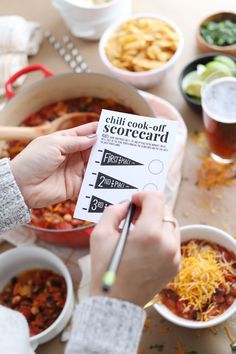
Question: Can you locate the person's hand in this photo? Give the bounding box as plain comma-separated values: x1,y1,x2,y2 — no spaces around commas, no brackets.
90,191,180,307
10,122,97,208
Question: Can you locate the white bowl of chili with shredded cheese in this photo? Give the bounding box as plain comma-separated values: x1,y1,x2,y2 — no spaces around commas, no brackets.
154,224,236,328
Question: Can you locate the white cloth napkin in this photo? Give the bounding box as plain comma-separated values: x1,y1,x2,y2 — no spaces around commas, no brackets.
0,305,35,354
0,16,43,96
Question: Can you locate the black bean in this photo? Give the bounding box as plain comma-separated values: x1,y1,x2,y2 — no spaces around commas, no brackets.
50,278,62,287
11,277,17,285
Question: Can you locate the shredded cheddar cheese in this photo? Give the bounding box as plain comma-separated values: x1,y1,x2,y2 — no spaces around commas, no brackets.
176,340,186,354
168,240,232,318
224,324,236,344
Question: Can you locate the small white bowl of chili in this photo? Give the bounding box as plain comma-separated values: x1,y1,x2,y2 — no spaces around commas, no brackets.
0,246,74,348
154,224,236,328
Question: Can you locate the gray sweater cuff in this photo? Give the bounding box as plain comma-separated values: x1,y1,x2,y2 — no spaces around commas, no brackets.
66,297,146,354
0,158,31,233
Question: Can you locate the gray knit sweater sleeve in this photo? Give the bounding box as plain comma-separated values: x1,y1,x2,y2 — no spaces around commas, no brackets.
66,297,146,354
0,157,146,354
0,158,31,233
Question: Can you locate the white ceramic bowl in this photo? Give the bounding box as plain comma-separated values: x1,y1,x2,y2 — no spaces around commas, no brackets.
99,13,184,89
52,0,132,40
154,224,236,329
0,246,74,349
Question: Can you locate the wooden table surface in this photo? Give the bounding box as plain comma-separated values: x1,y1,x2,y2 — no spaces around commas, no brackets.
0,0,236,353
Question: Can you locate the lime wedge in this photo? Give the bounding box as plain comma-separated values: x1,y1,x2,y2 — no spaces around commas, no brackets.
214,55,236,71
201,68,216,80
182,71,199,90
205,61,232,76
201,68,231,81
185,82,202,98
182,71,203,98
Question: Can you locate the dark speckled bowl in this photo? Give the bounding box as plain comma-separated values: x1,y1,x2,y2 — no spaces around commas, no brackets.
178,53,236,113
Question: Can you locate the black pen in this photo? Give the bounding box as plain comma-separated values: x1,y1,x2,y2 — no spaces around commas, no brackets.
102,203,136,292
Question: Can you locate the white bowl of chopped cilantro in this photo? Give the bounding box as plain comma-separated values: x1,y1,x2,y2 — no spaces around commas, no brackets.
196,12,236,56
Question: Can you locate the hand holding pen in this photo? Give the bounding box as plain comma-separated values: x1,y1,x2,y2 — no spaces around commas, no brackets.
90,191,180,307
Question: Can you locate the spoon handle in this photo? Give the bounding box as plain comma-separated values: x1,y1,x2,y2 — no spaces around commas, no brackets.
0,126,41,141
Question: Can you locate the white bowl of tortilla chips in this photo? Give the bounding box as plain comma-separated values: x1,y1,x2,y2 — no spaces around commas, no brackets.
99,13,184,89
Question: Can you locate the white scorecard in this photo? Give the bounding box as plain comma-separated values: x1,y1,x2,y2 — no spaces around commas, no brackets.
74,109,178,223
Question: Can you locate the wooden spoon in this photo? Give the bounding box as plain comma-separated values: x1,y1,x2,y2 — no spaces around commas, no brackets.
0,112,99,141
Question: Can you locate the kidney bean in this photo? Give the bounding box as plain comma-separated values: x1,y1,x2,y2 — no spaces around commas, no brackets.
176,299,185,314
55,221,73,230
207,307,220,317
221,283,230,295
212,294,225,304
226,295,235,306
163,288,178,301
162,297,176,311
219,303,228,315
215,287,224,295
50,218,61,226
71,219,81,227
230,282,236,297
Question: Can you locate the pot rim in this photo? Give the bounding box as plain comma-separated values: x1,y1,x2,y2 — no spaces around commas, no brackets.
24,222,95,233
3,70,154,116
3,70,152,235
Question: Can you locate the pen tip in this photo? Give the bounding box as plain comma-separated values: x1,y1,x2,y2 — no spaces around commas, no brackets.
102,284,110,292
102,271,116,292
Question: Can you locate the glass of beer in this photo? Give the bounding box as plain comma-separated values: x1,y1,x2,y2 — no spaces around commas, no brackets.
201,74,236,164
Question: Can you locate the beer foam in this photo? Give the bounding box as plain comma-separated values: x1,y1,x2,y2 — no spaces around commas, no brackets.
202,77,236,123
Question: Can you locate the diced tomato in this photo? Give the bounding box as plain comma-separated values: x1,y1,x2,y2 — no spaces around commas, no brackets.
18,305,32,320
176,299,185,314
55,221,73,230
